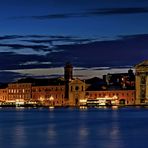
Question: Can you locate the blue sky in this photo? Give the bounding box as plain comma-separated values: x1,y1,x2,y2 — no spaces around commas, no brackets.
0,0,148,82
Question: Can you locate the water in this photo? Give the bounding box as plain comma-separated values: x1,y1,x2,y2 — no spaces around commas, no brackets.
0,107,148,148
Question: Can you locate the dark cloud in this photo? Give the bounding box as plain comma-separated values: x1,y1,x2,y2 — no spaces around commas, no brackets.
0,71,24,83
10,13,75,20
89,7,148,16
10,7,148,20
0,43,49,51
45,34,148,67
0,52,50,70
22,38,92,45
0,34,148,71
0,35,93,56
0,35,23,40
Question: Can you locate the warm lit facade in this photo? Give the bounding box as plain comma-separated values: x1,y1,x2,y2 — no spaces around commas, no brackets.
68,79,85,106
86,90,135,105
7,83,32,103
135,60,148,104
32,85,65,106
0,63,138,107
0,88,8,103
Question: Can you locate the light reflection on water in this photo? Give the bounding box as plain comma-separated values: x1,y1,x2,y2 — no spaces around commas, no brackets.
0,107,148,148
14,124,26,148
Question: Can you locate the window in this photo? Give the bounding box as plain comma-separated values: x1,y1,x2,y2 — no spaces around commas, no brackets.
82,86,83,91
75,86,79,91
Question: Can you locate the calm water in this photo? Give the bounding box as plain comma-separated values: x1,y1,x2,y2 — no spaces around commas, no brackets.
0,107,148,148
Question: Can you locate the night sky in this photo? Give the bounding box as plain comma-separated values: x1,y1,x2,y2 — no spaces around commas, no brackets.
0,0,148,82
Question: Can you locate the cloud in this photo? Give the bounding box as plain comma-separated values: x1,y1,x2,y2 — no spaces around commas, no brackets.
9,7,148,20
19,61,52,66
0,35,23,40
0,35,94,56
0,33,148,82
0,43,49,51
89,7,148,16
0,71,24,83
0,34,96,71
0,33,148,73
46,34,148,67
4,66,134,82
22,37,93,45
0,52,51,70
10,13,84,20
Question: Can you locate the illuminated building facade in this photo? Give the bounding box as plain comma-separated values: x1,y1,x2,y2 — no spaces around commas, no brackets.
135,60,148,104
32,85,65,106
68,79,85,106
7,83,32,103
0,88,8,103
85,90,135,105
0,63,138,107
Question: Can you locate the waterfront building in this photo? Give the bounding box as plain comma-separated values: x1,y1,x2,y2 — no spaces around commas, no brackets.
7,83,32,104
32,85,65,106
64,63,86,106
0,63,137,107
135,60,148,104
68,78,85,106
0,88,8,103
103,69,135,89
85,90,135,106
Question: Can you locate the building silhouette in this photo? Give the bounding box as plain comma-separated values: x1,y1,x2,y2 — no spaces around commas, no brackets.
0,61,143,107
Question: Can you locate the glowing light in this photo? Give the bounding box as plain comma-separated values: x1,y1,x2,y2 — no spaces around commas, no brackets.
39,97,45,102
79,99,87,103
49,96,54,101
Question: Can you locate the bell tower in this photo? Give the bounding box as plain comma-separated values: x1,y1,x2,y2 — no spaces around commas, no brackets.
64,62,73,99
64,62,73,81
